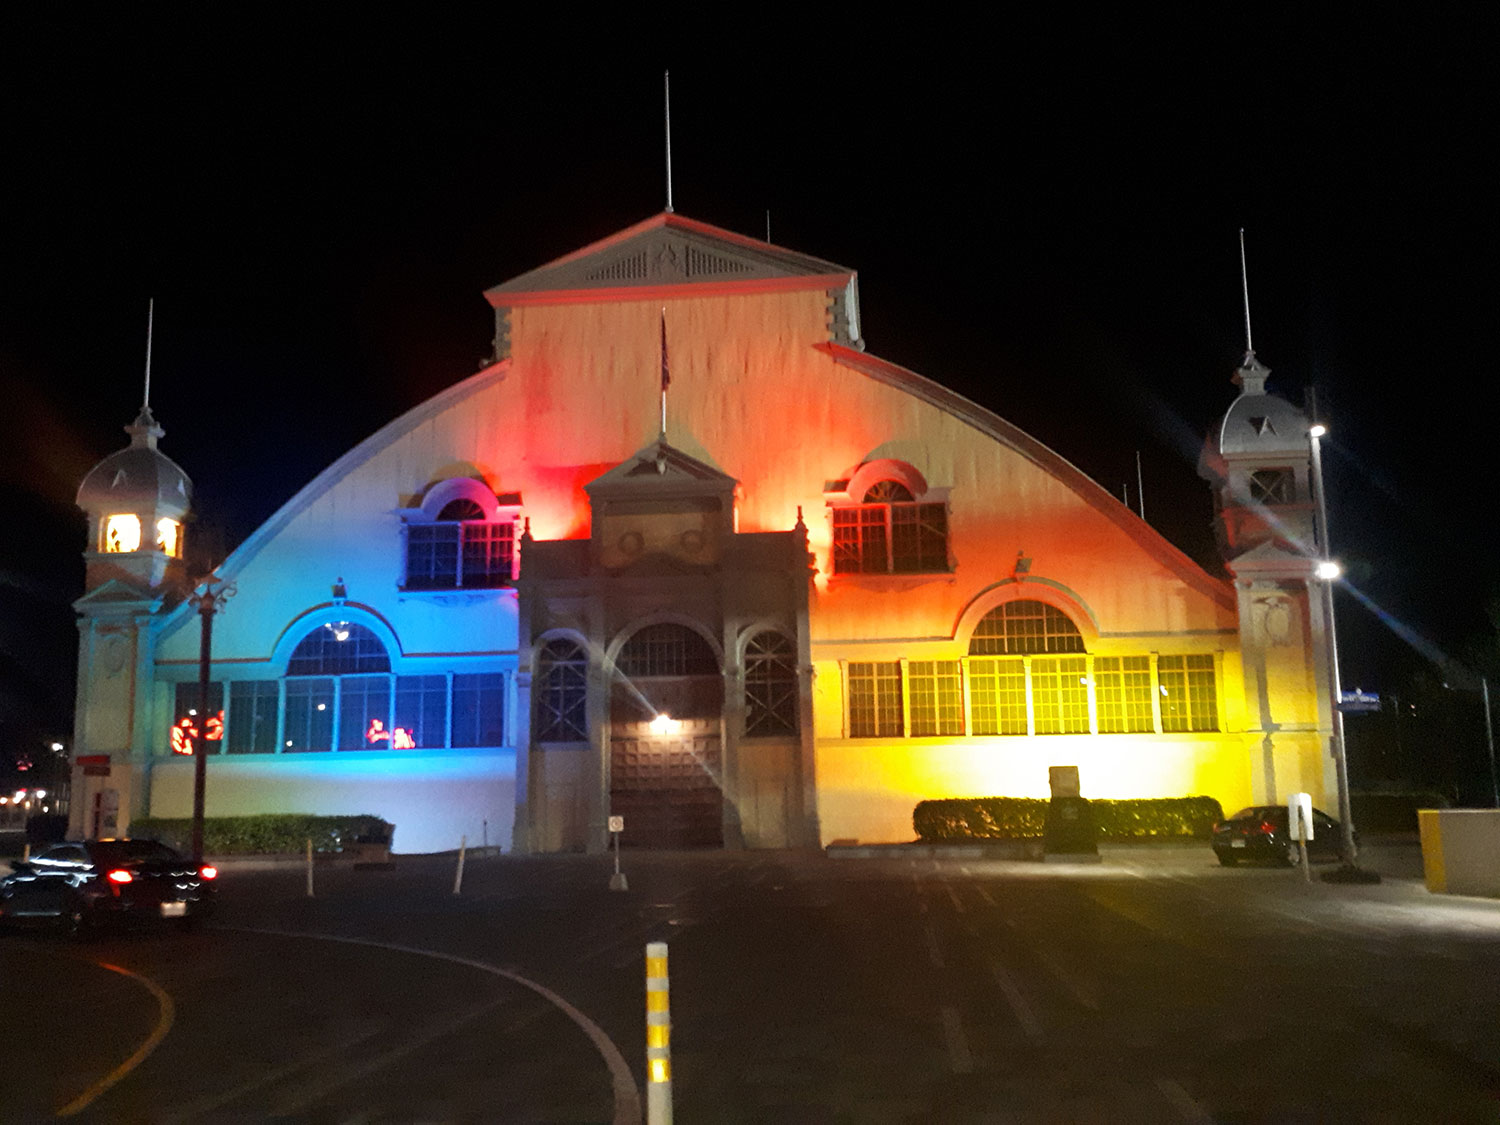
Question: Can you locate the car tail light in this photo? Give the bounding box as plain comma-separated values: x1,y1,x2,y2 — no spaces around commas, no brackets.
199,865,218,880
1257,820,1275,835
107,869,133,884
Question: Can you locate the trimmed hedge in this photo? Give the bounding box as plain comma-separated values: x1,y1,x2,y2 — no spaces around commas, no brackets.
128,814,394,855
913,795,1225,842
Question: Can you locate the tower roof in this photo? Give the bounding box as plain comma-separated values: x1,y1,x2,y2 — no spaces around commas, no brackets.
1215,354,1311,457
77,405,192,515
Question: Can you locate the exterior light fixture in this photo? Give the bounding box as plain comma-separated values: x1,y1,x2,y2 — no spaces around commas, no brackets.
1308,423,1328,439
1315,560,1342,581
649,713,681,736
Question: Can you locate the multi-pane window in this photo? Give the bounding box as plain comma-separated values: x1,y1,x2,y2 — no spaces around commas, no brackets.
1159,654,1219,732
848,661,903,737
227,681,279,754
1031,656,1089,734
832,481,948,575
1249,468,1294,505
1095,656,1154,733
452,673,506,747
908,661,963,736
395,675,449,750
968,600,1085,655
618,624,718,677
284,678,334,752
170,682,223,754
968,657,1027,735
287,624,391,676
536,639,588,742
744,632,798,737
405,498,516,591
339,675,392,750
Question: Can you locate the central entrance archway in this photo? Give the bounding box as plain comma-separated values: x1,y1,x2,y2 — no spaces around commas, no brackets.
609,624,724,848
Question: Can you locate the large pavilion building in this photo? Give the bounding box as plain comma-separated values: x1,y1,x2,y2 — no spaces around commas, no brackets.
68,213,1338,853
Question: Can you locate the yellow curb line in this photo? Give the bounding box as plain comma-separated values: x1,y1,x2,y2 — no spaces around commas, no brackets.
57,961,176,1117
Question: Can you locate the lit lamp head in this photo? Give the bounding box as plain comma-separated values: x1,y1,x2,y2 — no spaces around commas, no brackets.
1315,560,1342,581
1308,423,1328,439
649,713,681,736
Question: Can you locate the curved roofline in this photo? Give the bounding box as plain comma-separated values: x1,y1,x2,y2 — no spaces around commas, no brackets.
817,342,1234,611
157,359,514,644
1215,389,1311,457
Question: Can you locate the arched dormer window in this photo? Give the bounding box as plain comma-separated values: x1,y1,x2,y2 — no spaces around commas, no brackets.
402,479,520,591
967,600,1085,656
830,466,949,576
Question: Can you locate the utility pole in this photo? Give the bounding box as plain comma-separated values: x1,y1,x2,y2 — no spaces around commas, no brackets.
190,576,234,863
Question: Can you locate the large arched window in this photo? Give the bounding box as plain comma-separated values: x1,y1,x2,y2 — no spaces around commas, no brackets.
967,600,1085,655
536,639,588,742
175,619,506,756
617,624,718,677
744,632,798,737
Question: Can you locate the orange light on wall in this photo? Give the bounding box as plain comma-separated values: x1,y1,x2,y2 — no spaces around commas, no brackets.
366,719,418,749
171,711,223,755
104,514,142,553
156,517,182,557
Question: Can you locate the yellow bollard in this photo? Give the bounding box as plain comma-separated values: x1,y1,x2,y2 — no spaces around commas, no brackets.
645,941,672,1125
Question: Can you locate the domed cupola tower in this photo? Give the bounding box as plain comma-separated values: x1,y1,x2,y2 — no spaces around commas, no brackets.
1197,238,1336,809
70,305,194,839
77,402,192,595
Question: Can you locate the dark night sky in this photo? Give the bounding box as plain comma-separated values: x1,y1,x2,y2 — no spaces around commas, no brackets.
2,11,1496,740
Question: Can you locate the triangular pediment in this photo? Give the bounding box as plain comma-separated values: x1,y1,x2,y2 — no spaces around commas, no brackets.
585,438,738,500
74,578,164,614
485,213,852,304
1224,539,1316,577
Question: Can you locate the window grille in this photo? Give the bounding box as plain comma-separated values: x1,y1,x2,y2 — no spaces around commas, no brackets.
968,657,1027,735
1095,656,1154,733
848,661,903,737
287,623,391,676
908,661,963,736
227,681,279,754
537,639,588,741
1158,655,1219,732
617,624,717,677
831,480,948,575
968,600,1085,656
405,518,516,590
1031,656,1090,734
452,673,506,747
744,632,798,737
1249,468,1294,505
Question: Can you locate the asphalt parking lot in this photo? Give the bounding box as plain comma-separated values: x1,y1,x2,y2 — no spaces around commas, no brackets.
5,837,1499,1122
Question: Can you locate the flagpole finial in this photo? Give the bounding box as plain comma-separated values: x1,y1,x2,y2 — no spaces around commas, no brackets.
664,71,674,214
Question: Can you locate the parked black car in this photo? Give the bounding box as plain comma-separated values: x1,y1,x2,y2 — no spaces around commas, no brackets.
1211,805,1346,867
0,839,217,935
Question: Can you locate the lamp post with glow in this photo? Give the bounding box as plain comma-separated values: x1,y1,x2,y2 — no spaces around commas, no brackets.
189,575,234,863
1308,421,1357,861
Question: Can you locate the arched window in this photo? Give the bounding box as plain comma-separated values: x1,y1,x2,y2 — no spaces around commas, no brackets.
968,600,1085,656
283,623,392,752
617,624,718,677
744,632,798,737
536,639,588,742
832,479,948,575
287,623,391,675
404,491,517,590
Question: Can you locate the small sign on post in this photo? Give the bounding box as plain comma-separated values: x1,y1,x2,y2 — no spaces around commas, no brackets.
1288,792,1313,881
609,816,628,891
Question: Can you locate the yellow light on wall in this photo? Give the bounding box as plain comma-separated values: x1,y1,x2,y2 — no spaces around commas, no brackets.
156,517,181,557
103,514,142,553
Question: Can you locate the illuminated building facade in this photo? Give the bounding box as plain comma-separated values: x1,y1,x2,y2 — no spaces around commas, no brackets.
70,214,1338,853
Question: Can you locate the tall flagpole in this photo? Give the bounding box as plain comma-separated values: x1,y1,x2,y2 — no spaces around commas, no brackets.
664,71,673,214
1239,228,1254,357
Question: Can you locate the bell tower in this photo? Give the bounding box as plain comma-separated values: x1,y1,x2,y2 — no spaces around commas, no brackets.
1198,240,1337,810
70,307,193,838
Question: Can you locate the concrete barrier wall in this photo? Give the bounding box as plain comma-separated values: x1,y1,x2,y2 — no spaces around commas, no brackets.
1418,809,1500,897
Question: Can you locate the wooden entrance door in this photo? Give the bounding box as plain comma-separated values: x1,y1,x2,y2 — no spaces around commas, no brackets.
610,717,723,848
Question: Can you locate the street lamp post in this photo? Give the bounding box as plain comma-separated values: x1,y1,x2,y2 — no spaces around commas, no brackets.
1308,422,1357,861
189,576,234,864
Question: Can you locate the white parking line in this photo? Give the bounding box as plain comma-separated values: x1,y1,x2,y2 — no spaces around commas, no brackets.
1154,1076,1215,1123
945,883,968,914
988,959,1043,1041
924,924,946,969
940,1006,975,1073
223,926,641,1125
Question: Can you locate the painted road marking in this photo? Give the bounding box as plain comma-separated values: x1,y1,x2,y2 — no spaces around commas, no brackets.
160,1027,381,1123
1155,1076,1216,1123
944,882,968,914
924,924,946,969
57,961,176,1118
988,959,1043,1041
1030,944,1100,1011
224,926,641,1125
939,1006,975,1074
977,886,998,907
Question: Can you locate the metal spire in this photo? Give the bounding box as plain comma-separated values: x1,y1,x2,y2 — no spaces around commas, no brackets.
664,71,673,214
1239,228,1254,357
143,297,155,410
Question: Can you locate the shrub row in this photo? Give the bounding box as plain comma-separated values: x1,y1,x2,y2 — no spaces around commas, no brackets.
913,795,1225,842
128,814,394,855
